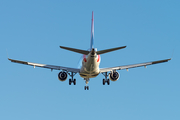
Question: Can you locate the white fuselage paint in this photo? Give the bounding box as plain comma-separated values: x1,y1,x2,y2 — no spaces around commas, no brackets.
79,52,100,78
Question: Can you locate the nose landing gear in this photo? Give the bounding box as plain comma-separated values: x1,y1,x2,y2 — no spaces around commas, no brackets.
84,78,90,90
84,86,89,90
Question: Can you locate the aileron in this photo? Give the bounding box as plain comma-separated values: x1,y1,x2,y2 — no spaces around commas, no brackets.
100,58,171,73
8,58,80,73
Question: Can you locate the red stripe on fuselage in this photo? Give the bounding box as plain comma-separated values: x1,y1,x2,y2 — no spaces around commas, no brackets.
83,55,87,62
97,55,100,62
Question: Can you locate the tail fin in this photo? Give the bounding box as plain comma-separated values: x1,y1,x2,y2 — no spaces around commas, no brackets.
90,11,94,50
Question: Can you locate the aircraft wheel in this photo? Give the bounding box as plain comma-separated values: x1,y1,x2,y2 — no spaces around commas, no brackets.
69,79,71,85
103,79,105,85
107,79,110,85
73,79,76,85
84,86,89,90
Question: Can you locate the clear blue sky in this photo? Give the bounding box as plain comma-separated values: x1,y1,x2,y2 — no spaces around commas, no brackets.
1,0,180,120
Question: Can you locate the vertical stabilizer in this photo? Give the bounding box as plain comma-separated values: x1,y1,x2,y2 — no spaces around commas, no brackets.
90,11,94,50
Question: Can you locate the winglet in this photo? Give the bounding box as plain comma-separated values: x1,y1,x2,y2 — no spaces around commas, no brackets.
171,49,174,60
6,49,9,60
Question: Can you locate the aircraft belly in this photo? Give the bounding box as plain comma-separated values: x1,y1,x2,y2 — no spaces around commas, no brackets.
79,71,99,78
80,61,100,78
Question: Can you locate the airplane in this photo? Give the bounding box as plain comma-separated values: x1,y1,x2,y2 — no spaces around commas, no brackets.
8,11,171,90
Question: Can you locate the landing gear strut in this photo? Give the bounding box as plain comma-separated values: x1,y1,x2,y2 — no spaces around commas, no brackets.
84,78,89,90
68,72,77,85
102,72,110,85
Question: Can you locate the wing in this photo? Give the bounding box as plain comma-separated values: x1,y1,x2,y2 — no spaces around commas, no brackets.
8,58,80,73
100,58,171,73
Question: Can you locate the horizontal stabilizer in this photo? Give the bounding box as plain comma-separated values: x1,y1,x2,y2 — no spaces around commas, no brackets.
97,46,126,55
60,46,90,55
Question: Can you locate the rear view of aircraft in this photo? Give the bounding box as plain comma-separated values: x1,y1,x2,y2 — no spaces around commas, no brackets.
8,12,171,90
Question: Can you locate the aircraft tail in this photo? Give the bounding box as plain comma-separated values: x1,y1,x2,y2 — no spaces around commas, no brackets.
60,12,126,55
90,11,94,50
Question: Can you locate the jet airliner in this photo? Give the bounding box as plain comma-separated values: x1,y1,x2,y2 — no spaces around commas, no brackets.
8,12,171,90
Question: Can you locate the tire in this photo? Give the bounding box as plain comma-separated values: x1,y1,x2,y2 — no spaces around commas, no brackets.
87,86,89,90
103,79,105,85
73,79,76,85
107,79,110,85
84,86,86,90
69,79,71,85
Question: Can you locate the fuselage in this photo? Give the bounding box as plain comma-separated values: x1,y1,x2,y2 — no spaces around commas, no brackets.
79,12,99,79
79,49,100,78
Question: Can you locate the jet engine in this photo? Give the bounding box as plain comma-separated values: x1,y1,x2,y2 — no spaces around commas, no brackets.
58,72,68,81
109,71,119,81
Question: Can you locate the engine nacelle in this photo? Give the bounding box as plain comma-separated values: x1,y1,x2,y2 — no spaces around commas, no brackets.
109,71,119,81
58,72,68,81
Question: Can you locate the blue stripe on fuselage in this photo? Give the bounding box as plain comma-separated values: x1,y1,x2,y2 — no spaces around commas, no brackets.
90,11,94,50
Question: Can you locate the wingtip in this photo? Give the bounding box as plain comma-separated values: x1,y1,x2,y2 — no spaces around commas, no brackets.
8,58,12,61
165,58,172,62
121,45,127,48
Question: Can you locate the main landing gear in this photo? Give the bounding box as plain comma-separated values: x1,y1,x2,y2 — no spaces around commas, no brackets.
68,72,77,85
84,78,90,90
102,72,110,85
